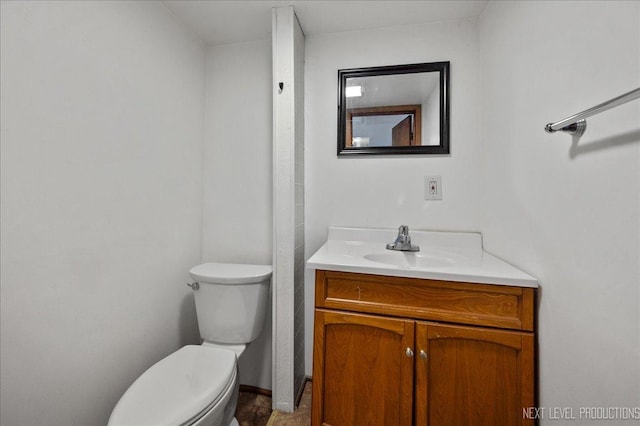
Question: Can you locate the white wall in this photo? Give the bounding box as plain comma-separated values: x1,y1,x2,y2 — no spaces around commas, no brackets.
304,18,482,375
424,87,440,146
292,9,307,404
203,39,273,390
272,6,306,410
480,1,639,422
0,2,205,425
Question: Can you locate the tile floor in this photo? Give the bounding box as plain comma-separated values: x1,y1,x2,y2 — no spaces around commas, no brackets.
235,390,272,426
235,382,311,426
267,381,311,425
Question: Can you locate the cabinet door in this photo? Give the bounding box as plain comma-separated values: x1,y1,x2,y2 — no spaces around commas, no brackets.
415,322,535,426
312,309,415,426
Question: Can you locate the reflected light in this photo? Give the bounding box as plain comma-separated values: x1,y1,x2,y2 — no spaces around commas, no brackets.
345,86,362,97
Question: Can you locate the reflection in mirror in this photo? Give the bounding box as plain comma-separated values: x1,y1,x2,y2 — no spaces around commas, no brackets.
348,105,422,147
338,62,449,156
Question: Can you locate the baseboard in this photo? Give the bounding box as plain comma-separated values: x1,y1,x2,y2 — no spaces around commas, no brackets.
239,384,272,397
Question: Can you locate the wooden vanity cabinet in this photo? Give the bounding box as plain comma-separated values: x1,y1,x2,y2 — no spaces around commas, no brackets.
312,270,536,426
313,310,415,425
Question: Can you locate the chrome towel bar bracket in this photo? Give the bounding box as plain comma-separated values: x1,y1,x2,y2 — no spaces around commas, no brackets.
545,119,587,137
545,87,640,137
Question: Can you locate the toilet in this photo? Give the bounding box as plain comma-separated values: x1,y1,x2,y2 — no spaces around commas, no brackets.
108,262,272,426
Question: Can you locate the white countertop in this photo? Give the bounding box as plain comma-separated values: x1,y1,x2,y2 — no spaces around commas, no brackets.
307,227,538,288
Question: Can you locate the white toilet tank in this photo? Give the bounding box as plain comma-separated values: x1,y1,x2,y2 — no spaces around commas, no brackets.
189,263,272,344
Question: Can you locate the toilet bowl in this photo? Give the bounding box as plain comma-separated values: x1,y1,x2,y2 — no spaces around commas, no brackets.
108,263,272,426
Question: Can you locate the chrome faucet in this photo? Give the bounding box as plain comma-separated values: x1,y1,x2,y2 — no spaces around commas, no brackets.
386,225,420,252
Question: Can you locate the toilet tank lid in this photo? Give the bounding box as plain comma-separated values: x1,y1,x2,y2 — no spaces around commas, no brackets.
189,262,272,284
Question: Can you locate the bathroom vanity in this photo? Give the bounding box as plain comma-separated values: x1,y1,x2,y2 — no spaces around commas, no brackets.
307,227,538,426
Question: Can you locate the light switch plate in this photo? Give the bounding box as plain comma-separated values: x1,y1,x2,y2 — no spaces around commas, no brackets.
425,176,442,200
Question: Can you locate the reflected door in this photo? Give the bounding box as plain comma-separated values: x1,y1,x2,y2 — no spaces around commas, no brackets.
392,115,413,146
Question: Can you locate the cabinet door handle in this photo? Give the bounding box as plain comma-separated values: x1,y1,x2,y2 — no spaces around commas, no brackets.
405,348,414,357
419,350,428,359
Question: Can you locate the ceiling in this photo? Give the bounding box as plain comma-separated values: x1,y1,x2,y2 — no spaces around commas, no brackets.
164,0,488,45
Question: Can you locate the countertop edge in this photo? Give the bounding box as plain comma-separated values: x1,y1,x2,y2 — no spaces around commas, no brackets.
306,262,539,288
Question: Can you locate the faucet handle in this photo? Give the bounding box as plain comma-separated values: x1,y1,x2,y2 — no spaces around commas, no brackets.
397,225,410,243
387,224,420,252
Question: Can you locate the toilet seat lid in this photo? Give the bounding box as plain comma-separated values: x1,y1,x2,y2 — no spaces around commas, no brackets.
189,262,272,284
109,345,236,426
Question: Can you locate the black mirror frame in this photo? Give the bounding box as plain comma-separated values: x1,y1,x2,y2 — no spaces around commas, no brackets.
337,61,450,156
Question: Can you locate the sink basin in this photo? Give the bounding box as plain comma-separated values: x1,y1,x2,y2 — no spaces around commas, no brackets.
364,252,454,269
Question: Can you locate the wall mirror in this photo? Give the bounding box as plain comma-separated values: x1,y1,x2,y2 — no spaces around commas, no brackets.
337,61,450,156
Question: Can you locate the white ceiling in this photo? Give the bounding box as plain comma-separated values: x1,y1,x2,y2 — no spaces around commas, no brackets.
164,0,488,45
